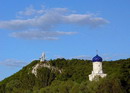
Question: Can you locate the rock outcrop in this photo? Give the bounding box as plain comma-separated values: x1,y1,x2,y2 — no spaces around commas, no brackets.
32,62,62,76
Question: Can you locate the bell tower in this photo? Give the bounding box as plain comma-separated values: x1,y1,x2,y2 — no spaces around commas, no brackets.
89,54,107,81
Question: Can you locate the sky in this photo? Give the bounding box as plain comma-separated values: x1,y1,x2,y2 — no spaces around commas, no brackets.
0,0,130,80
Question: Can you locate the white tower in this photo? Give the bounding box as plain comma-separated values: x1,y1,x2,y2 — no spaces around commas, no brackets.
40,52,46,62
89,55,107,81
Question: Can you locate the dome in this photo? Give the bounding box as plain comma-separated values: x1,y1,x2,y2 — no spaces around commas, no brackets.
92,55,103,62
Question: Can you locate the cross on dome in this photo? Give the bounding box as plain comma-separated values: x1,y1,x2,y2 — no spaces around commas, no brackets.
92,50,103,62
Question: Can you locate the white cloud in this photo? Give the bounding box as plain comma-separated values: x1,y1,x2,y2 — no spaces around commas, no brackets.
0,59,27,67
63,14,108,27
10,30,76,40
54,55,65,59
0,6,109,40
73,55,92,60
101,54,130,61
17,5,46,17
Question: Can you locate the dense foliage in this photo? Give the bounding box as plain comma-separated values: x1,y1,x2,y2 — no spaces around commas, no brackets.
0,58,129,93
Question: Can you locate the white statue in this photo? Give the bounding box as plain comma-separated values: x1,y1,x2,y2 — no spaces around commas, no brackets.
40,52,46,62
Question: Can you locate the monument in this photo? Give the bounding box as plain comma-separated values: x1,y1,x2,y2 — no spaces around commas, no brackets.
40,52,46,62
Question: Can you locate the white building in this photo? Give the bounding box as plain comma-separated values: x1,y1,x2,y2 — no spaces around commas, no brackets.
40,52,46,62
89,55,107,81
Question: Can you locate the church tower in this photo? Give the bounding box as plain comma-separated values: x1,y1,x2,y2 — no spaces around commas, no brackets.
40,52,46,62
89,54,107,81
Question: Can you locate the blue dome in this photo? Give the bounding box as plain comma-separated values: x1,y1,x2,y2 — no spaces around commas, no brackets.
92,55,103,62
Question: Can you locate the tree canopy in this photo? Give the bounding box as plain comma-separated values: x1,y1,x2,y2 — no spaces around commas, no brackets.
0,58,129,93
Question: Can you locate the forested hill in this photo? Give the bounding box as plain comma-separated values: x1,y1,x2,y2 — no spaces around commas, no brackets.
0,58,130,93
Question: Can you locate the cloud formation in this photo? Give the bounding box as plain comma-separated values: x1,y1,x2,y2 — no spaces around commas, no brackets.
0,6,108,40
73,55,92,60
17,5,45,16
0,59,27,67
11,30,76,40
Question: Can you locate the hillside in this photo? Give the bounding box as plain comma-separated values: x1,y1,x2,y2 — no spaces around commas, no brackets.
0,58,129,93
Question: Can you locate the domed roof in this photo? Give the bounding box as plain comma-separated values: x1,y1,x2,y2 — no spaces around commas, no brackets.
92,55,103,62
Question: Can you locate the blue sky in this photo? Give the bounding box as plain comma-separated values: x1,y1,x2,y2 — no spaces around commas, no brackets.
0,0,130,80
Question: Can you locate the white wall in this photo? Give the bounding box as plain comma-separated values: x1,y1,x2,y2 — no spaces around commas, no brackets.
89,61,107,81
93,62,103,74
